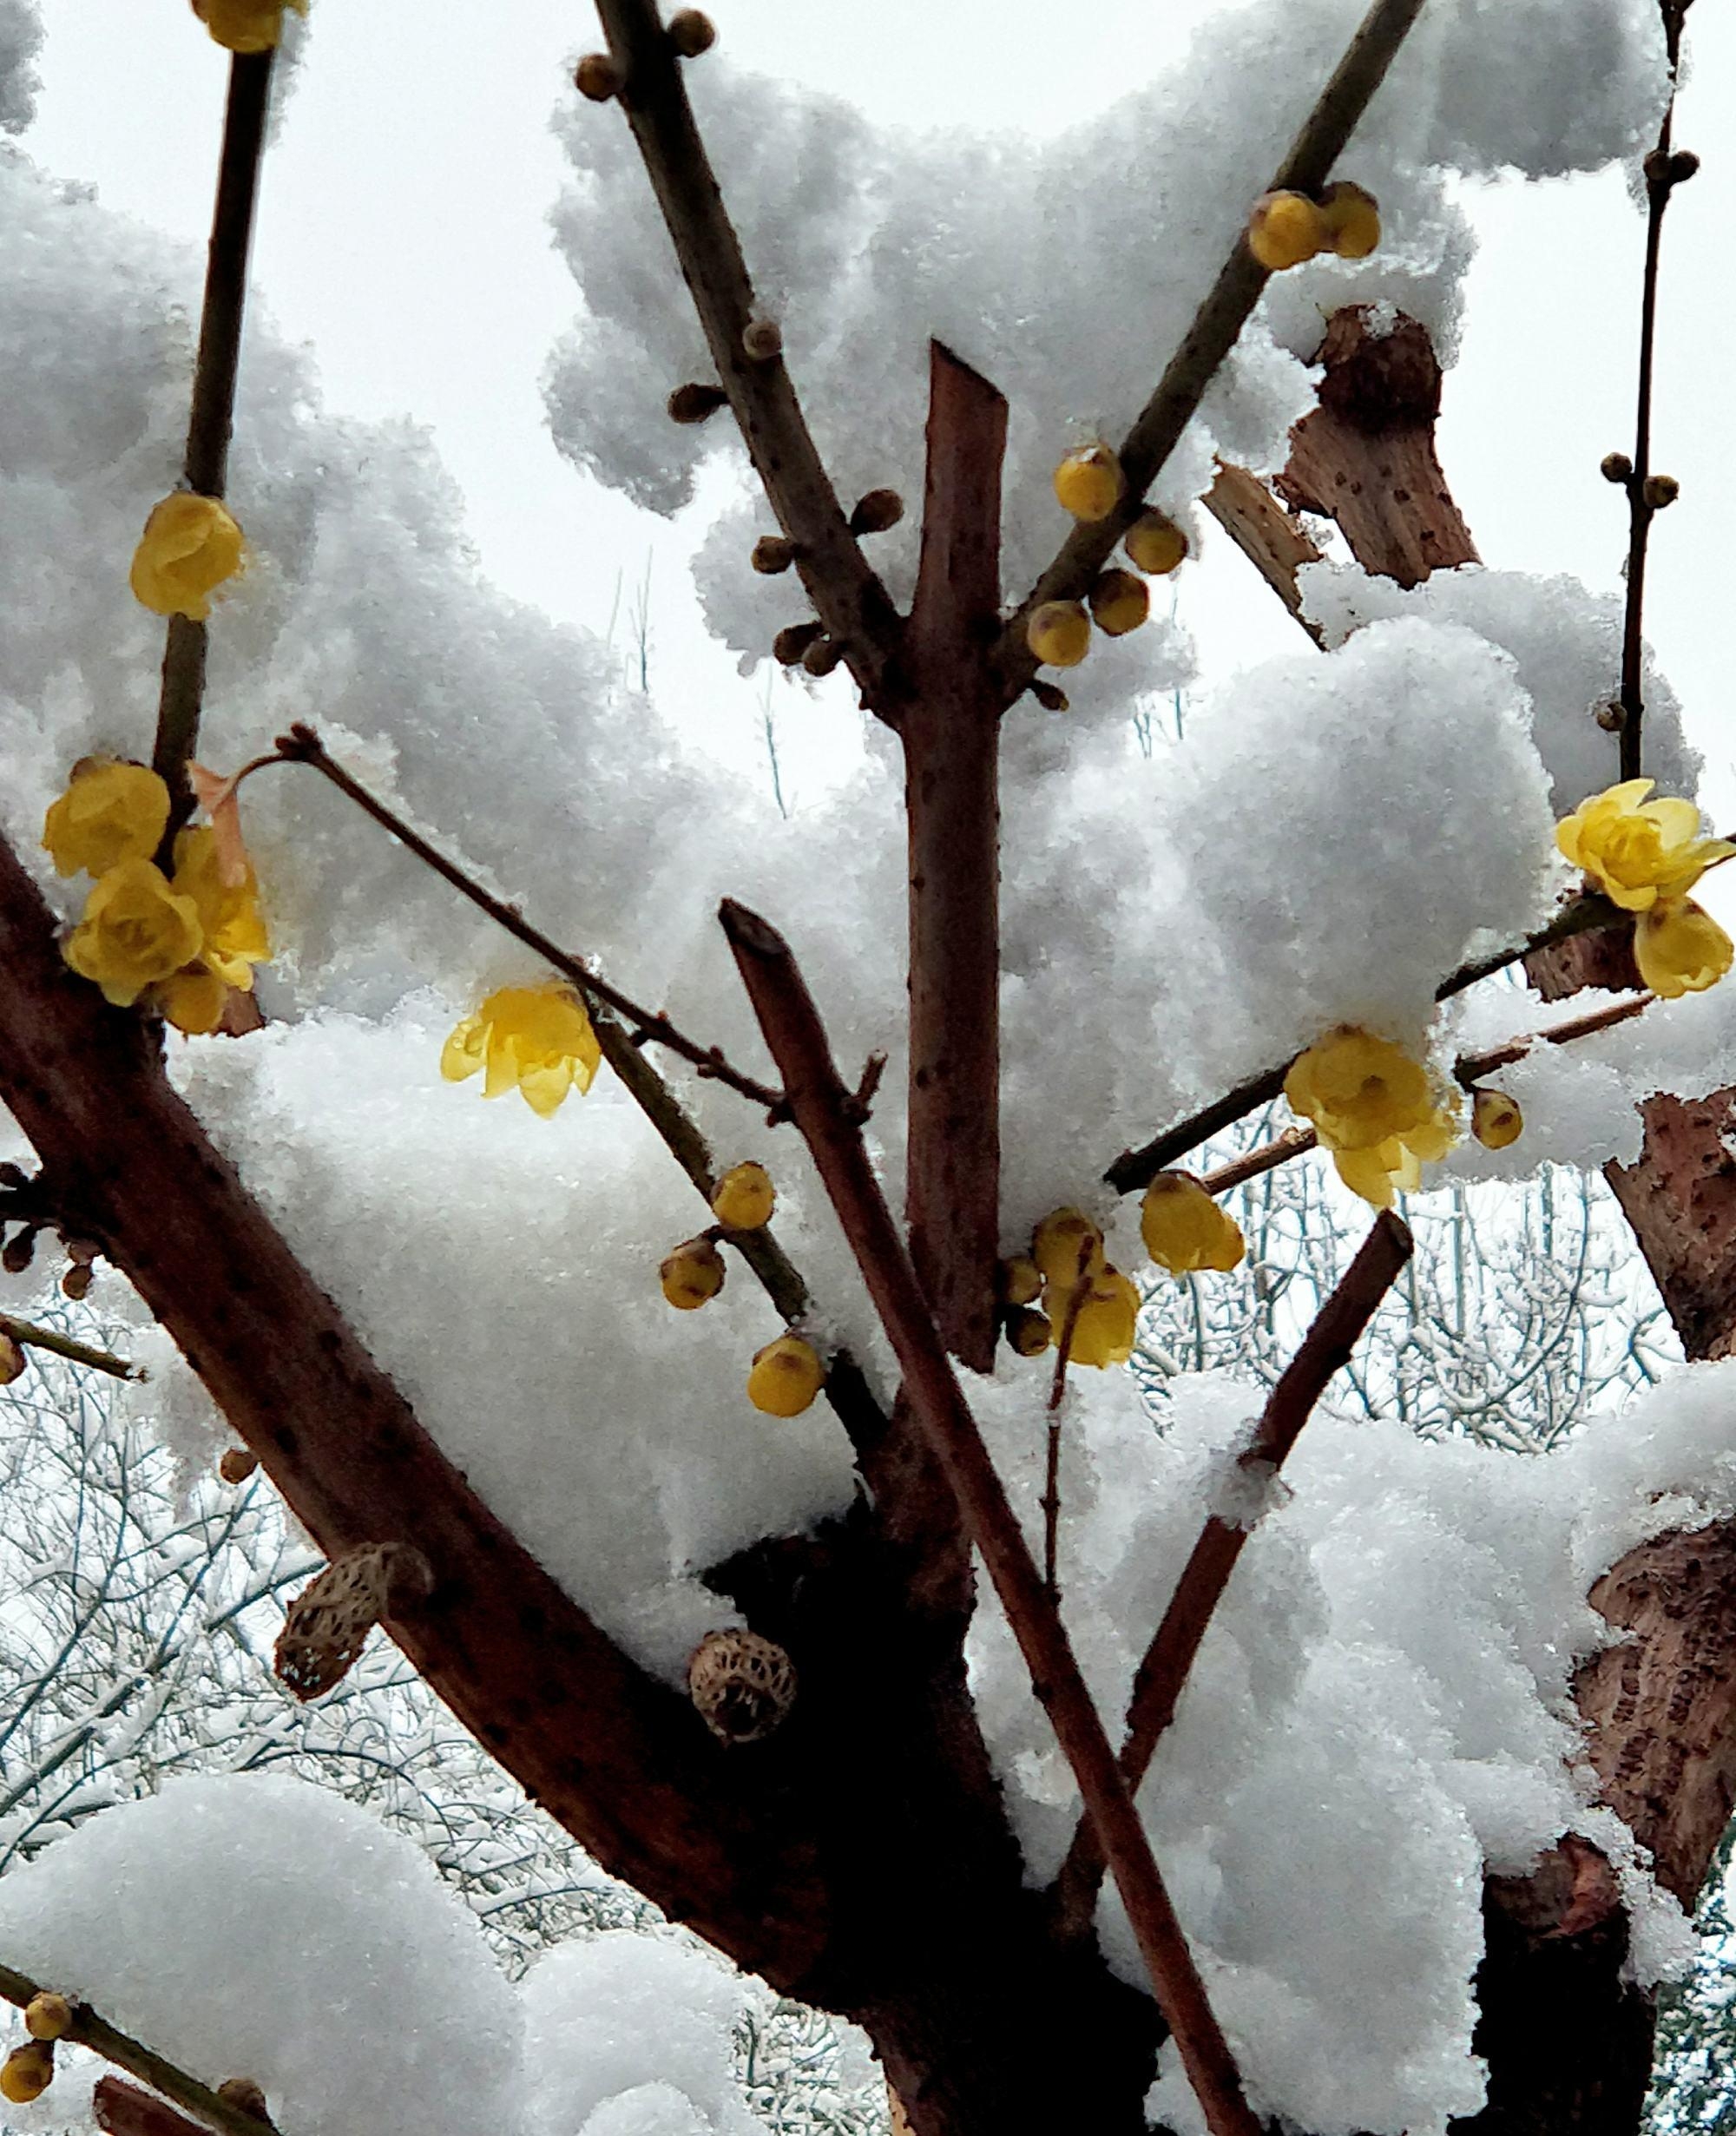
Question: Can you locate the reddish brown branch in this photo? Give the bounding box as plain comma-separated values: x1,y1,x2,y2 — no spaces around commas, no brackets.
996,0,1430,697
153,50,275,818
1049,1212,1411,1936
720,895,1260,2136
901,345,1009,1368
587,0,902,707
96,2080,220,2136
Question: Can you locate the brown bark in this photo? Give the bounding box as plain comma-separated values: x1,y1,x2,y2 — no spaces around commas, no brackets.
96,2080,227,2136
1203,462,1325,641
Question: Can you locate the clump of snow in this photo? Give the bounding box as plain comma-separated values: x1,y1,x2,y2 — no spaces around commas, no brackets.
0,1773,523,2136
968,1357,1721,2136
0,0,40,135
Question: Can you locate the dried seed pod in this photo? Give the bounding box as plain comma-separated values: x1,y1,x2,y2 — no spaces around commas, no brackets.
773,621,824,667
217,2078,271,2121
1642,474,1680,509
1595,700,1627,733
801,635,845,678
1004,1305,1053,1358
1029,679,1069,713
1667,148,1701,184
2,1226,36,1275
848,489,904,536
1600,450,1634,484
219,1445,260,1484
61,1262,93,1302
667,382,728,425
752,535,799,575
742,315,783,362
667,9,716,56
274,1543,433,1701
0,1333,25,1386
574,53,622,101
23,1995,72,2042
687,1627,797,1744
1,2041,54,2106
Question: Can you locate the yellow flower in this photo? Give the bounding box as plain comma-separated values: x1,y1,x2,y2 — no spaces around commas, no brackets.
440,984,602,1119
747,1334,825,1416
172,827,270,988
1634,897,1734,999
1030,1207,1106,1294
43,759,170,877
1285,1027,1437,1152
1331,1136,1421,1211
1058,1268,1140,1369
157,965,230,1036
1141,1173,1246,1276
129,492,246,621
192,0,306,53
1555,778,1735,914
64,860,204,1007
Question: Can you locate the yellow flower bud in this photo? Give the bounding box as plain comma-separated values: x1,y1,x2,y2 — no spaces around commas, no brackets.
219,1446,260,1484
1140,1173,1246,1276
747,1334,825,1416
661,1237,727,1311
23,1995,72,2043
1061,1268,1140,1369
1088,569,1150,637
1026,600,1092,669
129,491,246,620
1247,190,1328,272
711,1161,775,1230
192,0,306,52
1470,1089,1524,1150
1634,897,1735,999
1004,1305,1052,1357
65,859,205,1009
43,759,170,878
1,2041,54,2105
1123,511,1188,575
1318,181,1381,260
1052,443,1124,522
997,1255,1042,1307
1555,778,1734,913
441,986,602,1118
1031,1207,1105,1295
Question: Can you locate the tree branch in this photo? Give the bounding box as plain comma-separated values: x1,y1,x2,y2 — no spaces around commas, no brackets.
1202,463,1325,643
996,0,1430,697
0,1313,141,1381
586,0,903,707
152,50,275,818
720,895,1260,2136
1049,1211,1411,1936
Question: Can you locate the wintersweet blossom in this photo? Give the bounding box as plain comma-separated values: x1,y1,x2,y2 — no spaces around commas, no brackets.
172,828,270,989
440,985,602,1118
63,861,204,1008
128,492,246,621
156,966,230,1038
42,759,169,877
1284,1027,1437,1152
1555,778,1735,913
192,0,307,55
1060,1268,1140,1368
1140,1173,1246,1276
1634,898,1735,1000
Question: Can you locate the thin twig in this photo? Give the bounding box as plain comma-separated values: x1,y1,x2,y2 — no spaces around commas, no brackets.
720,895,1260,2136
1042,1245,1095,1602
0,1965,275,2136
152,51,276,820
1105,891,1622,1193
0,1314,141,1381
1615,0,1694,782
588,0,903,707
1050,1212,1411,1938
996,0,1430,696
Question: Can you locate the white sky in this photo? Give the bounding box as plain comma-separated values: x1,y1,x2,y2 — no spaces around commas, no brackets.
23,0,1736,830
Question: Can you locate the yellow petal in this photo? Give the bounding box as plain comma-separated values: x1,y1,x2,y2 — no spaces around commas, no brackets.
440,1017,485,1082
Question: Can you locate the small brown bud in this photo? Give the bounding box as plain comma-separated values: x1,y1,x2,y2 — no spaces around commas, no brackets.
1642,473,1680,509
848,489,904,536
1601,451,1634,484
61,1263,92,1302
63,1237,100,1266
1030,680,1069,713
667,9,716,56
0,1161,28,1188
0,1333,25,1386
1596,700,1627,733
751,536,799,575
773,621,824,667
1004,1306,1054,1358
687,1627,797,1743
1667,148,1701,184
667,382,728,425
23,1994,73,2043
217,2079,271,2122
219,1446,260,1485
801,635,845,677
2,1228,36,1275
742,315,783,363
574,53,623,102
998,1255,1042,1307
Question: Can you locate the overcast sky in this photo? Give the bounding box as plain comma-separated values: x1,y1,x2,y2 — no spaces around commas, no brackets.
23,0,1736,828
